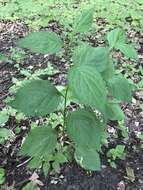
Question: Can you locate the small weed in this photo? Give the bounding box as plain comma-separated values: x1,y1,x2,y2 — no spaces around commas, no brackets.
10,47,26,63
107,145,126,168
0,168,5,185
0,1,143,31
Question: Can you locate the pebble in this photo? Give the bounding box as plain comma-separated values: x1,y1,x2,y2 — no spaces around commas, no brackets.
135,121,139,127
117,181,125,190
21,126,27,130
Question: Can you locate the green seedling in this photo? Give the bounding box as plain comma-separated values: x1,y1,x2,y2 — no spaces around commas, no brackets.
10,47,26,64
118,120,129,139
107,145,126,168
0,168,5,185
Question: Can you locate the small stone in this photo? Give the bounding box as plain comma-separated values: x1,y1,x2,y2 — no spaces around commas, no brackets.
108,126,116,134
51,179,58,184
101,165,107,169
139,179,143,184
21,126,27,130
117,181,125,190
59,175,64,179
135,121,139,127
132,98,136,104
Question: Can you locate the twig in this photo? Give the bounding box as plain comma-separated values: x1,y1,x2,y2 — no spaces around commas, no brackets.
16,157,32,168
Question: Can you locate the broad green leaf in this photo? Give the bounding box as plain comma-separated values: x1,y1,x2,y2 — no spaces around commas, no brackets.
116,44,138,60
67,109,104,150
107,28,126,49
101,61,115,80
20,126,57,157
52,161,60,173
22,182,35,190
105,101,125,121
54,153,68,163
73,43,110,72
17,31,63,54
9,80,62,116
116,145,125,153
108,75,132,103
68,66,107,112
43,162,50,176
75,147,100,171
73,9,94,33
28,157,42,169
92,47,110,72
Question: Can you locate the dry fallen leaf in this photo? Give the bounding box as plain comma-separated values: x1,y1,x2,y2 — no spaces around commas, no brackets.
125,167,135,182
29,172,44,187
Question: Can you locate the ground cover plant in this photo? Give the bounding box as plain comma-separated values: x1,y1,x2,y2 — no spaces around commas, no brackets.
2,9,138,187
0,0,143,31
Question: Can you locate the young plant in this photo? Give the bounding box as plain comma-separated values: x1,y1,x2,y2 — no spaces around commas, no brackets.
107,145,126,168
0,168,5,185
10,47,26,63
7,9,137,172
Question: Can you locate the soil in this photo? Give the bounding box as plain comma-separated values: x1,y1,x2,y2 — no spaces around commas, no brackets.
0,21,143,190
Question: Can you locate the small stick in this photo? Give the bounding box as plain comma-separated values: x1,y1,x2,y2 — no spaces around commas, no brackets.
16,157,32,168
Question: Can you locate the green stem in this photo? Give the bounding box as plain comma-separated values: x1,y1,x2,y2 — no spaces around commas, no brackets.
63,86,69,129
